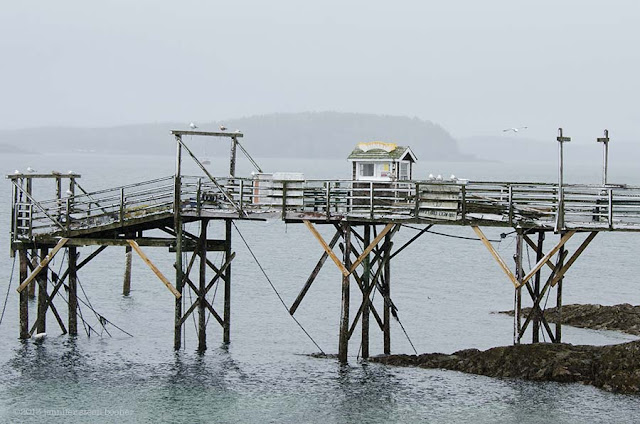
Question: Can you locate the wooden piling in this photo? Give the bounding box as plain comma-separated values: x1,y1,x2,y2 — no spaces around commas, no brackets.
532,231,545,343
361,225,371,359
123,244,132,296
68,246,78,336
223,219,232,344
174,136,183,350
19,249,28,339
28,251,37,298
556,240,565,343
198,220,208,352
383,232,391,355
514,231,523,344
36,248,49,334
338,223,351,363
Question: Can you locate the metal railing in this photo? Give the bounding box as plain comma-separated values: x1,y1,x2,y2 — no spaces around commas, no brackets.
11,176,640,240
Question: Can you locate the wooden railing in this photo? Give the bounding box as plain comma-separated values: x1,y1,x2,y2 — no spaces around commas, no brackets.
11,176,640,241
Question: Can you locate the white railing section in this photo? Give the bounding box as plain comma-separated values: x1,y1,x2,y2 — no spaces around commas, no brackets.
11,177,640,240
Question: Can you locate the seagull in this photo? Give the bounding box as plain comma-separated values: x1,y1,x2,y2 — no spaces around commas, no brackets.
189,122,198,130
26,167,36,173
234,129,241,133
219,125,227,131
503,126,528,133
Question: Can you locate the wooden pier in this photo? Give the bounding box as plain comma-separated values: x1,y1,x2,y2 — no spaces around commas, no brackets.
8,130,640,362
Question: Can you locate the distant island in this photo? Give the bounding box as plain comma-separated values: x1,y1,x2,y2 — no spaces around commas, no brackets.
0,112,472,161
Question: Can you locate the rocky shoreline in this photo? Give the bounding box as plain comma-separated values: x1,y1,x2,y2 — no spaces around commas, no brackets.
499,303,640,336
370,340,640,394
369,304,640,394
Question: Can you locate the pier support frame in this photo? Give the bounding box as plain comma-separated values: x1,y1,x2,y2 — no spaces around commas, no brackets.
296,220,406,362
473,226,597,345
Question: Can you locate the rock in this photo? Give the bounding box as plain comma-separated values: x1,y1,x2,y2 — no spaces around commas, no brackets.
370,340,640,394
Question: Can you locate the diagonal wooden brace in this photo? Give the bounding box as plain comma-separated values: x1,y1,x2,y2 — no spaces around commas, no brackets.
303,220,349,276
518,231,575,288
350,223,394,273
472,226,518,286
127,240,181,299
550,232,597,287
17,238,68,293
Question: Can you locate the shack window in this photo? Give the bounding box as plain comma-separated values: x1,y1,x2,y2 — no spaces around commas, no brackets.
399,163,409,180
360,163,374,177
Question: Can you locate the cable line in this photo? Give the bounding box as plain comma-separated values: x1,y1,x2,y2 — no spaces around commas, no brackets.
232,221,326,355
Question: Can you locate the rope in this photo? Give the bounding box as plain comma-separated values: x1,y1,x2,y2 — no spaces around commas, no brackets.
0,255,17,327
231,221,326,355
402,224,502,242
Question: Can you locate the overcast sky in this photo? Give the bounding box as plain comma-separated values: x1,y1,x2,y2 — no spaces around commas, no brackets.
2,0,638,143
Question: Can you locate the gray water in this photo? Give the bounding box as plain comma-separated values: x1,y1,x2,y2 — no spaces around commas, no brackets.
1,152,639,423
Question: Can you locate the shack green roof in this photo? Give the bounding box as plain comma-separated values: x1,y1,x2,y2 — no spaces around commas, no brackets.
347,142,417,161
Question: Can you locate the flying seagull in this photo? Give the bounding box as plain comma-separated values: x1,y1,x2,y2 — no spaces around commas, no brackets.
189,122,198,130
503,126,528,133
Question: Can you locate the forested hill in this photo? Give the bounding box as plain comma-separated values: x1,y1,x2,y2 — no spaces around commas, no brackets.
0,112,469,160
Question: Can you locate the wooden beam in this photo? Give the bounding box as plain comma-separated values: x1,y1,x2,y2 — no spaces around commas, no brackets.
303,220,349,277
350,223,394,273
170,130,243,138
472,226,518,287
289,229,342,315
17,238,68,293
550,232,598,287
127,240,181,299
518,231,576,288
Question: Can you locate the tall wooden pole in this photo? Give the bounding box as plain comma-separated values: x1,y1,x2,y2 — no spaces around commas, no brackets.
230,136,238,177
361,225,371,359
19,248,28,339
36,248,49,334
532,231,545,343
122,245,132,296
383,232,391,355
338,223,351,363
68,247,78,336
223,220,232,344
28,250,36,298
556,238,565,343
174,136,183,350
198,220,208,351
514,231,523,344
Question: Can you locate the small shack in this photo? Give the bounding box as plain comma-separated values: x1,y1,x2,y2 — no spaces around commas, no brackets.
348,142,417,181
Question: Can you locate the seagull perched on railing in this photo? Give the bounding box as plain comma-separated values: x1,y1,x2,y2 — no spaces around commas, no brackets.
189,122,198,130
503,126,528,133
219,125,227,131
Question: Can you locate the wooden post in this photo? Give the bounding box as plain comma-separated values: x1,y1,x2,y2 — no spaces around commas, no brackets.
383,232,392,355
532,231,545,343
36,248,49,334
223,219,232,344
28,251,37,298
230,136,238,177
174,136,183,350
68,246,78,336
361,225,371,359
556,239,565,343
338,223,351,363
19,249,28,339
123,244,132,296
514,231,523,344
198,220,208,352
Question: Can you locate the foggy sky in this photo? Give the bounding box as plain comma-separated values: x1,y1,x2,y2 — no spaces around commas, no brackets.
2,0,639,143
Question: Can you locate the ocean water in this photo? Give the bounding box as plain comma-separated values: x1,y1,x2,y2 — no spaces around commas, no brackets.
0,151,639,423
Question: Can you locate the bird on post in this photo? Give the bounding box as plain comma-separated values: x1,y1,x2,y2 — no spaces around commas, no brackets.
219,125,227,131
189,122,198,130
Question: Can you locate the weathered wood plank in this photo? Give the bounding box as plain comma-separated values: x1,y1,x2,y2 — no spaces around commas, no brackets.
16,238,68,293
303,220,349,276
472,226,518,286
127,240,181,299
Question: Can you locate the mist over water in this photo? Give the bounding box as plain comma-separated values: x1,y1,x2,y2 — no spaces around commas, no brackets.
1,153,639,423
